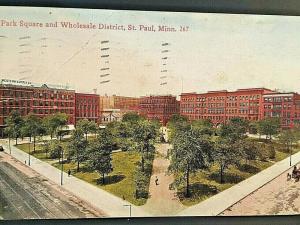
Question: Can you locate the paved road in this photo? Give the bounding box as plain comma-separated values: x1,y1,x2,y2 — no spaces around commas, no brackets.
0,152,104,219
221,163,300,215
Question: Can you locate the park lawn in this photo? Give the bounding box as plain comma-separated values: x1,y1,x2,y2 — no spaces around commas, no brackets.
52,151,147,206
16,140,69,164
16,140,151,205
16,143,48,161
178,147,299,206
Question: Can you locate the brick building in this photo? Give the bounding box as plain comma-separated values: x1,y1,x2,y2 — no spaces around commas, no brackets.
75,93,100,124
0,79,103,135
113,95,139,112
0,79,76,130
99,95,140,124
262,92,300,128
139,95,179,125
99,94,139,112
180,88,300,128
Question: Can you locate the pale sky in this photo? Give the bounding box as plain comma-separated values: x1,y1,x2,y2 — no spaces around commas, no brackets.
1,6,300,98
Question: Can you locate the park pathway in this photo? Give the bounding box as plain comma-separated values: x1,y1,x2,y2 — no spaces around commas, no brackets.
141,143,186,216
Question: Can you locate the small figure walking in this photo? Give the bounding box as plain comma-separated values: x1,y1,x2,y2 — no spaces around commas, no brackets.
287,172,291,181
68,169,71,177
24,160,26,165
155,176,159,185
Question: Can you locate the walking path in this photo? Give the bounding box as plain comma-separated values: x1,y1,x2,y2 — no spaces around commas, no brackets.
179,150,300,216
0,139,149,217
141,143,186,216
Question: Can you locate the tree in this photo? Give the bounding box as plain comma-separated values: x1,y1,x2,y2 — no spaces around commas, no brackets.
42,140,51,159
76,119,98,141
87,129,113,184
191,119,214,136
257,118,280,141
248,121,258,135
122,112,144,123
23,113,44,152
68,129,88,172
169,128,213,197
213,137,244,184
219,117,249,141
278,129,298,159
167,114,190,141
133,120,158,172
48,140,62,160
241,139,260,164
4,110,24,145
43,113,68,140
4,125,13,154
134,171,148,198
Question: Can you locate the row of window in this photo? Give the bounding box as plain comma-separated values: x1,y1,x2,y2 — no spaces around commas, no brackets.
1,90,33,98
182,95,262,102
33,101,75,107
264,96,292,102
77,112,98,117
32,108,74,115
263,104,292,109
33,92,74,100
186,115,259,121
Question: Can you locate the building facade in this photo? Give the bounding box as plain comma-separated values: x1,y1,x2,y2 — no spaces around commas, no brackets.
139,95,179,125
99,94,139,112
100,109,122,124
0,79,76,128
99,95,140,124
261,92,300,128
180,88,300,128
0,79,103,135
113,95,139,112
75,93,100,124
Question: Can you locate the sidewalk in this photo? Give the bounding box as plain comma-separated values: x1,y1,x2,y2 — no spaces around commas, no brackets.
179,150,300,216
0,139,149,217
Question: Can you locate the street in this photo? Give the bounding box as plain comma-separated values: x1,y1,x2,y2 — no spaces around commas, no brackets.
0,152,105,219
221,163,300,215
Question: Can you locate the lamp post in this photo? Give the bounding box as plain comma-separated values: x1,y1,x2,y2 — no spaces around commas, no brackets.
28,139,31,166
8,136,11,155
289,141,292,167
60,146,64,185
123,204,132,217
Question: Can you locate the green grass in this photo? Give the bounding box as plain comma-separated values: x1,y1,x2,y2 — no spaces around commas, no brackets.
16,143,49,161
52,151,147,205
16,141,69,164
177,142,300,206
16,140,150,205
16,137,299,207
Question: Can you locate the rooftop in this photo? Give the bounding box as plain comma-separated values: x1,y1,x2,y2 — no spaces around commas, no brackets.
0,78,74,91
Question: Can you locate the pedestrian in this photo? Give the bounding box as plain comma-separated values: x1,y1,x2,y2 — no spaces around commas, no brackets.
68,169,71,177
24,160,26,165
287,172,291,181
155,176,159,185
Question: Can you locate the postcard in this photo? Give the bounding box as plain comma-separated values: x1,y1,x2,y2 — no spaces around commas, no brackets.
0,6,300,219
